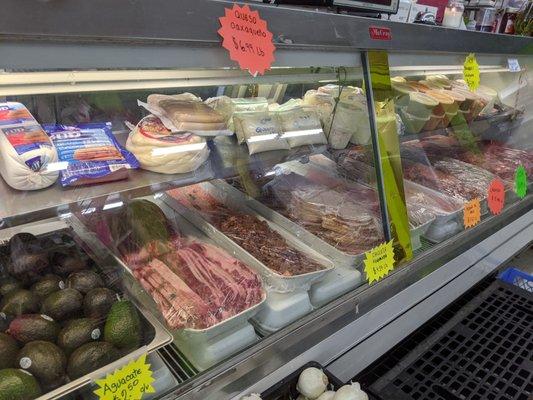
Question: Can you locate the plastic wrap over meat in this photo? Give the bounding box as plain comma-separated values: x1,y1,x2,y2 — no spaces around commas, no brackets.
167,185,326,277
404,182,463,226
82,199,264,330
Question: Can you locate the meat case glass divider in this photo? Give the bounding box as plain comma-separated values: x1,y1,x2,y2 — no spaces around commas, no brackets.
0,1,531,400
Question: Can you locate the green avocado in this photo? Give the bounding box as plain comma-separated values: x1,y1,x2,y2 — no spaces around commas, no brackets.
57,318,101,356
0,333,19,369
103,300,141,350
67,341,119,380
0,368,41,400
65,270,103,295
30,274,64,300
83,287,117,320
16,341,66,387
0,277,23,298
40,289,83,322
0,290,39,317
7,314,60,344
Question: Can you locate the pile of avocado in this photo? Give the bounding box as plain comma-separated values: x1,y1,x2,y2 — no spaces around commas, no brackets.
0,232,143,400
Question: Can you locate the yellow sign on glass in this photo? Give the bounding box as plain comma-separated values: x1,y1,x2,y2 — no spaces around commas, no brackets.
463,53,480,91
364,240,395,284
463,198,481,228
94,354,155,400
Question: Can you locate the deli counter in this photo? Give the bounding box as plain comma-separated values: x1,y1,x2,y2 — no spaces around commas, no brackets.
0,1,532,400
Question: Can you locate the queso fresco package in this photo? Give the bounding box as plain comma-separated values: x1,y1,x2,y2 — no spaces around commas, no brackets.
44,122,139,187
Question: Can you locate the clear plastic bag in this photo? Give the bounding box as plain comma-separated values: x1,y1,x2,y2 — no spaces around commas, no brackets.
277,107,327,148
233,111,289,154
204,96,269,131
126,115,209,174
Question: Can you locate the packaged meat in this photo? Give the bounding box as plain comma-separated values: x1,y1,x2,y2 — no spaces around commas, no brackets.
44,122,139,187
139,93,232,136
126,115,209,174
277,107,327,148
0,102,59,190
233,111,289,154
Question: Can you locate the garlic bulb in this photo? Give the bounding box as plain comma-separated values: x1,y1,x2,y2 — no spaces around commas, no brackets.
333,382,369,400
297,367,329,399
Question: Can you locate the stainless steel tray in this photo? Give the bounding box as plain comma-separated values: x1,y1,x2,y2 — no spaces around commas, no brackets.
0,218,173,400
161,183,334,293
214,180,365,269
70,200,267,343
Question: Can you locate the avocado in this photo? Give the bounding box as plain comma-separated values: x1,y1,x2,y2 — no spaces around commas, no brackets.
30,274,64,300
17,341,66,387
67,341,119,380
66,270,103,294
84,288,117,320
0,333,19,369
0,290,39,317
51,250,88,276
0,368,41,400
0,277,23,298
58,318,101,356
8,314,60,344
104,300,141,350
8,233,39,255
40,289,83,322
8,234,49,284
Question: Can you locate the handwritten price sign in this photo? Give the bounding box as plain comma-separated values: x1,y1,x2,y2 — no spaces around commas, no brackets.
488,178,505,215
463,53,480,91
364,240,395,284
463,198,481,228
218,4,276,76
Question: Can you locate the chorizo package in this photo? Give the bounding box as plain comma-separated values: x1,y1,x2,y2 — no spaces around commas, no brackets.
44,122,139,187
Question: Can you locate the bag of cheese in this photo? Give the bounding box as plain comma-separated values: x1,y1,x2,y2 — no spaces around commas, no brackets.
126,115,209,174
205,96,269,133
234,111,289,155
0,102,59,191
277,106,327,148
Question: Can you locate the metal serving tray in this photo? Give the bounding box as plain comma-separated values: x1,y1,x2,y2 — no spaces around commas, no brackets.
161,183,334,294
70,200,267,344
214,180,366,269
0,219,173,400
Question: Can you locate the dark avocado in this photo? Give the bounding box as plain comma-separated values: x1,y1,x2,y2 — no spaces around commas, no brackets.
0,277,23,297
66,270,103,294
67,341,119,380
0,368,41,400
30,274,64,300
0,290,39,317
8,233,39,255
8,314,60,344
51,250,88,276
40,289,83,321
8,234,48,283
104,300,141,350
83,287,117,320
16,341,66,387
0,332,19,369
57,318,101,356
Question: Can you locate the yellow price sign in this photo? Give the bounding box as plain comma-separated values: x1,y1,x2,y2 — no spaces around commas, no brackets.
463,198,481,228
463,53,480,91
94,354,155,400
364,240,395,284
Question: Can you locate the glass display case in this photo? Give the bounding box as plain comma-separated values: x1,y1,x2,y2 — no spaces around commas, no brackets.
0,1,531,400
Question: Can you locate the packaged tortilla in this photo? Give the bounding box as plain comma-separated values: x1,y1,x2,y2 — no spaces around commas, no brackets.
44,122,139,187
126,115,209,174
277,107,327,148
139,93,232,137
233,111,289,155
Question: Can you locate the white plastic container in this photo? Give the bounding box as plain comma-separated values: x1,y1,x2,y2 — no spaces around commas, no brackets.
309,267,363,308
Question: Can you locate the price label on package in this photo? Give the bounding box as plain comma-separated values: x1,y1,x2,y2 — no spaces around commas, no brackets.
508,58,521,72
218,4,276,76
94,354,155,400
488,178,505,215
364,240,395,284
514,165,528,199
463,53,480,91
463,198,481,228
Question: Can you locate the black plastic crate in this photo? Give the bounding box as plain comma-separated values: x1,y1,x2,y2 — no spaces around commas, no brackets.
371,280,533,400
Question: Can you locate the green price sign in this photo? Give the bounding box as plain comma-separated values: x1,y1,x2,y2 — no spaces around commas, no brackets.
514,165,527,199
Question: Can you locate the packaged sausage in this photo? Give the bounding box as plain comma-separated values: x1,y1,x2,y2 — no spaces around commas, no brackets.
44,122,139,187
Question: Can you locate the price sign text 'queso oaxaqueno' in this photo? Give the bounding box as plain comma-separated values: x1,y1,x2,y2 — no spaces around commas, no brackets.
218,4,276,76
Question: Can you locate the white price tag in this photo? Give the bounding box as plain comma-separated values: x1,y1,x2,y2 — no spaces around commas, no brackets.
508,58,521,72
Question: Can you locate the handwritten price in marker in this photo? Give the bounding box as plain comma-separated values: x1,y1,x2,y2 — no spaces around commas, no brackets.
232,36,266,57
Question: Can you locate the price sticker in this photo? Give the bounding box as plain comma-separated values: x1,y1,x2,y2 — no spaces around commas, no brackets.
508,58,521,72
463,53,480,91
218,4,276,76
488,178,505,215
94,354,155,400
463,198,481,228
514,165,528,199
364,240,395,284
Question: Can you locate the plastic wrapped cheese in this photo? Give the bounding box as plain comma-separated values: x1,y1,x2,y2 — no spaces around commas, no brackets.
277,107,327,148
233,111,289,155
0,102,58,190
303,90,335,126
205,96,269,131
126,115,209,174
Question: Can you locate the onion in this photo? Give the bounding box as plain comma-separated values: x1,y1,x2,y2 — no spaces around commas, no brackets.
297,367,328,399
316,391,336,400
241,394,262,400
333,382,368,400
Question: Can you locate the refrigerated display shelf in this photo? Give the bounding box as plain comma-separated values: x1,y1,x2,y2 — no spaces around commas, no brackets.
158,345,199,385
369,279,532,400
